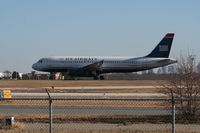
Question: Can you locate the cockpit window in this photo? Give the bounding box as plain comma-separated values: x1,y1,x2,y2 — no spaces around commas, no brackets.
38,59,43,63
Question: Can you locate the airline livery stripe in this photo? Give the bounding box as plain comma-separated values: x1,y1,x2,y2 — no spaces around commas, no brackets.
165,33,174,38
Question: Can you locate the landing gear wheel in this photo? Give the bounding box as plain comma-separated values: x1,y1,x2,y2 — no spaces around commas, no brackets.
100,76,104,80
49,72,54,80
93,76,99,80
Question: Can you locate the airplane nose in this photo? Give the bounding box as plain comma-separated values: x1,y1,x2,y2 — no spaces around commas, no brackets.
32,63,37,70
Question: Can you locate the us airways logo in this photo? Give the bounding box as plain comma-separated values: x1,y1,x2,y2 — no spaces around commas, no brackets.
159,45,168,52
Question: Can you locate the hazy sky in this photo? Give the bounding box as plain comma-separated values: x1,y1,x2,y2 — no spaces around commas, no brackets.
0,0,200,73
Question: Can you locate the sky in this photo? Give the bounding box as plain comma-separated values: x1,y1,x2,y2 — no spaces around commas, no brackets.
0,0,200,73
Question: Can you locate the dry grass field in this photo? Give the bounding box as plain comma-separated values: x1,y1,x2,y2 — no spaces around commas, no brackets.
1,129,199,133
0,114,171,124
0,100,167,108
0,123,200,133
0,80,164,88
0,114,200,133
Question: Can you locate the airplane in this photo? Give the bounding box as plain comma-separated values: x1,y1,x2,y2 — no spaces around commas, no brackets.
32,33,177,80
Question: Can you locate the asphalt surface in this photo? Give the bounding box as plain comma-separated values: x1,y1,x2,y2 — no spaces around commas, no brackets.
0,105,171,115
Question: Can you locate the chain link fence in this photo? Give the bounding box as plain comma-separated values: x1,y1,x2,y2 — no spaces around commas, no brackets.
0,97,200,133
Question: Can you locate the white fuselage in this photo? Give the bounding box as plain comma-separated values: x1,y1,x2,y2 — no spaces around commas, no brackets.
32,56,177,74
32,33,176,78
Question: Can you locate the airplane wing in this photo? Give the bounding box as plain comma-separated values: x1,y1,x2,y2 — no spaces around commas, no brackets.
81,60,104,71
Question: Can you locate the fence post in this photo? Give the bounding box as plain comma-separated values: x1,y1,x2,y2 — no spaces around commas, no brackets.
46,89,53,133
172,96,175,133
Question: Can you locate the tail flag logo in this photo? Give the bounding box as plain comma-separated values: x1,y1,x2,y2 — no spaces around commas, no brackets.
159,45,168,52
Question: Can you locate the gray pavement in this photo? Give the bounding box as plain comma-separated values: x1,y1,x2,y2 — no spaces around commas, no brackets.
0,105,171,115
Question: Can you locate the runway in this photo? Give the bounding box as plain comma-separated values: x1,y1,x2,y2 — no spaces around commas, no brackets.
0,105,170,115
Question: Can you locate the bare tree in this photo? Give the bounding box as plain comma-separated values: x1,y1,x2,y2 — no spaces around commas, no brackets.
168,65,176,74
161,54,200,121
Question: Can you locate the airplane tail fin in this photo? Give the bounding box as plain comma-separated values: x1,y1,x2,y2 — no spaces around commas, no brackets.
146,33,174,58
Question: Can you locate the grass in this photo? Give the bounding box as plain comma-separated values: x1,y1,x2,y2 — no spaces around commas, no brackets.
0,114,199,133
1,114,199,124
51,130,200,133
0,80,164,88
0,80,163,94
0,122,24,130
52,88,160,93
0,129,200,133
0,100,167,108
0,114,165,124
0,114,183,124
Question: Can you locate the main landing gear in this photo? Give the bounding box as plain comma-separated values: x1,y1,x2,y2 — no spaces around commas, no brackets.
93,75,104,80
